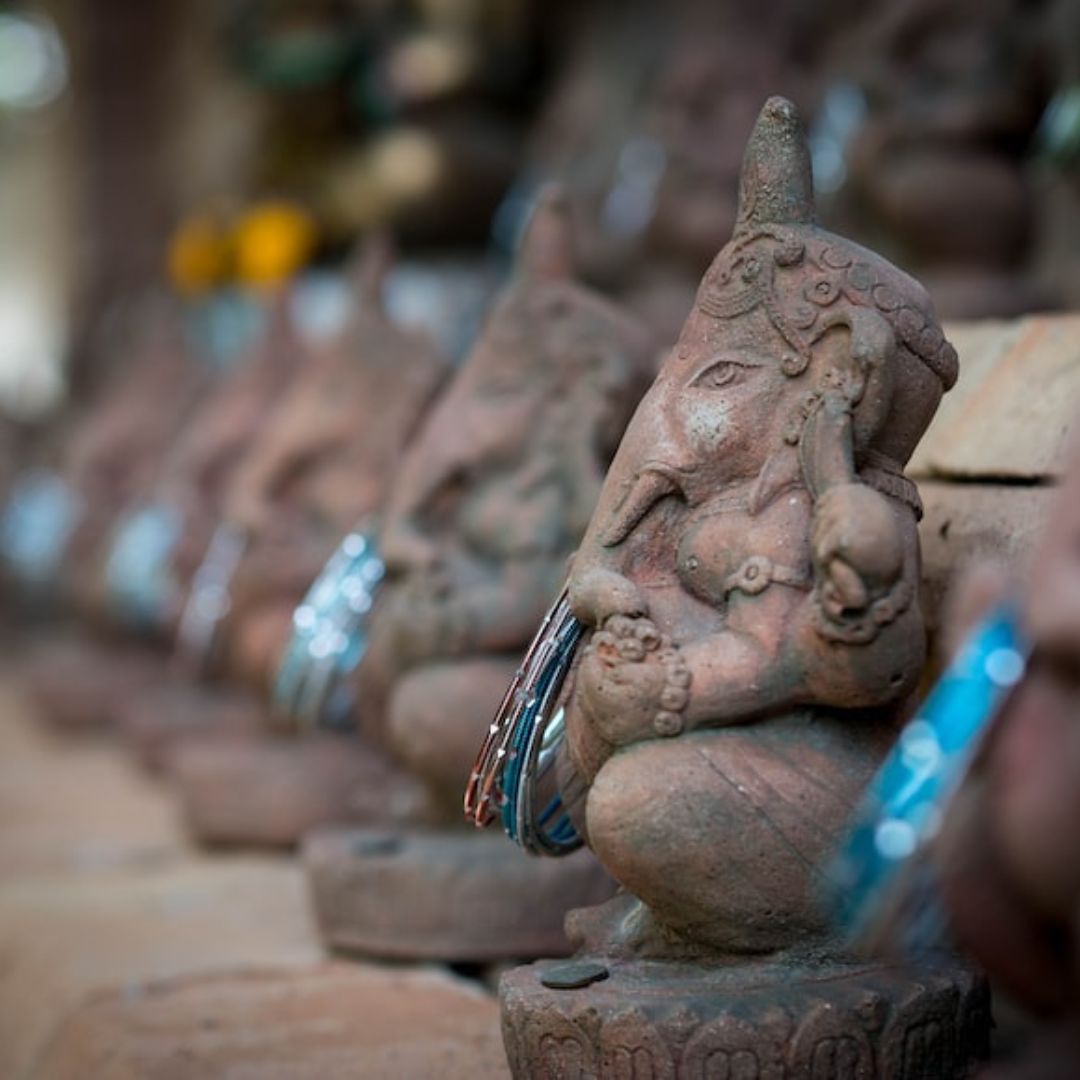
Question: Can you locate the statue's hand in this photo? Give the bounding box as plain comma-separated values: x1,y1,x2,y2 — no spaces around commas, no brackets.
569,566,649,626
577,615,689,747
812,483,904,620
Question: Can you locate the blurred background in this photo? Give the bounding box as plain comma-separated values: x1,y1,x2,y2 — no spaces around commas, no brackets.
2,0,1080,429
0,3,1079,1076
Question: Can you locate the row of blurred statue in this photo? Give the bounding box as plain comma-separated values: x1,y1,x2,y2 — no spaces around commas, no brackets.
193,0,1080,330
0,86,1077,1077
2,0,1080,1069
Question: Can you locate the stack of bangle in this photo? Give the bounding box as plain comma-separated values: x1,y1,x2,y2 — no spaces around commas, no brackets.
465,584,584,856
827,602,1029,954
175,521,249,675
105,503,182,628
0,470,80,588
272,530,384,731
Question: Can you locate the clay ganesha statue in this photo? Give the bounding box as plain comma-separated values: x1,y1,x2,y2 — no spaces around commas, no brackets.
214,241,447,691
473,97,960,963
359,190,656,818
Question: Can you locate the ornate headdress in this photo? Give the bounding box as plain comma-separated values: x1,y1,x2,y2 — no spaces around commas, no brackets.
695,98,957,500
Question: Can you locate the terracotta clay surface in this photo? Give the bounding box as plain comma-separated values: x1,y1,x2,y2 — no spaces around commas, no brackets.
359,188,654,808
909,314,1080,482
20,634,167,734
0,668,506,1079
300,190,649,961
829,0,1052,319
159,243,449,850
501,954,989,1079
170,732,436,848
36,964,509,1080
60,299,210,612
219,240,447,691
304,827,614,963
930,425,1080,1063
497,97,985,1076
560,95,956,958
118,683,265,772
918,482,1054,642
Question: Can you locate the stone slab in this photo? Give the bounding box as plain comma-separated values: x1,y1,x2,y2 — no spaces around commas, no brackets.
35,962,509,1080
911,315,1080,481
304,826,616,963
170,732,437,848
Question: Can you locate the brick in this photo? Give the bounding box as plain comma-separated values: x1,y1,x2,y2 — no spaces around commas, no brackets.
918,481,1055,637
911,315,1080,481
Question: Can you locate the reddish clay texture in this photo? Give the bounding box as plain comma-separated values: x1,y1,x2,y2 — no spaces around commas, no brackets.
61,299,208,614
357,188,656,816
218,240,447,691
154,289,305,626
559,96,957,960
501,953,989,1079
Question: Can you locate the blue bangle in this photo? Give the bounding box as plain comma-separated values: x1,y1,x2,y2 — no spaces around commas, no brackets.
0,470,80,588
466,585,584,856
272,530,384,731
105,503,183,628
827,603,1030,952
175,521,249,675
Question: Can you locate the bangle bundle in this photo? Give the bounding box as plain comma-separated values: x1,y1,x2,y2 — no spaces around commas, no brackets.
465,584,584,856
105,503,183,628
273,529,384,731
175,521,249,675
0,470,80,589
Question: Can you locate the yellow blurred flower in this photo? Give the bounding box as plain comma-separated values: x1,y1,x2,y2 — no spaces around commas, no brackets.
167,214,230,295
233,202,317,288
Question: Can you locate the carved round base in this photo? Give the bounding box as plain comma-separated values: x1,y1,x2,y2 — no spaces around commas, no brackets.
118,684,263,771
22,636,164,733
303,827,617,963
500,953,990,1079
171,733,433,848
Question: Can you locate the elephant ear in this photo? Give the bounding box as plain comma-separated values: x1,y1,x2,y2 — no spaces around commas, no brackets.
517,184,576,282
734,96,815,234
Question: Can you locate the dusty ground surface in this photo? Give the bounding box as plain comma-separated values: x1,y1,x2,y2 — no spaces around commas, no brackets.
0,671,508,1080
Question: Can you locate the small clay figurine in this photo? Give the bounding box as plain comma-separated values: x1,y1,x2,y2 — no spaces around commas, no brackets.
479,99,990,1078
302,189,657,961
61,296,210,616
215,238,447,692
359,188,655,814
155,240,449,846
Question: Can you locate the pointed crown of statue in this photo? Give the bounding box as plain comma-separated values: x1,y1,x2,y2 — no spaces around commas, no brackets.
696,97,958,473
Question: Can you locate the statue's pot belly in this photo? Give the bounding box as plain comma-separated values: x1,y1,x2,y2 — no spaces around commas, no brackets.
585,710,896,955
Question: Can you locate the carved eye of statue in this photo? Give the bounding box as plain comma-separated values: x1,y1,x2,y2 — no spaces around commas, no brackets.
691,359,746,391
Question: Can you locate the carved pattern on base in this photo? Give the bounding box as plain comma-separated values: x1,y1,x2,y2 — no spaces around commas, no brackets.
500,956,989,1079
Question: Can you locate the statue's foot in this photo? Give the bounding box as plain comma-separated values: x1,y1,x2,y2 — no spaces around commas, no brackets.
565,891,699,962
